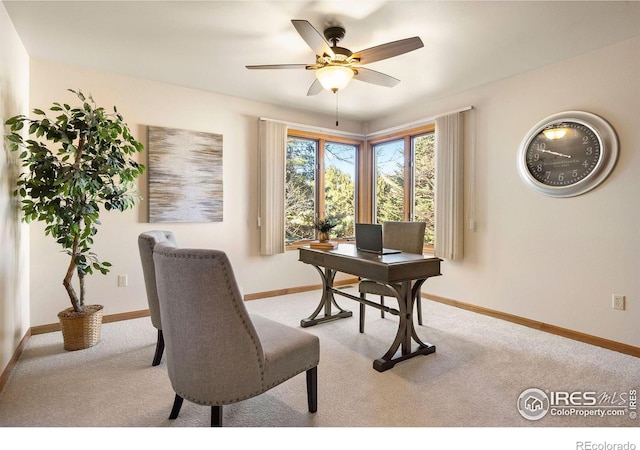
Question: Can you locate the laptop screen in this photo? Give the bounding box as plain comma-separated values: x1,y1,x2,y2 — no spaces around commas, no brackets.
355,223,383,253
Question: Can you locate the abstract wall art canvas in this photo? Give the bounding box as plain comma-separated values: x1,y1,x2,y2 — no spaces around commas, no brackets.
147,126,223,222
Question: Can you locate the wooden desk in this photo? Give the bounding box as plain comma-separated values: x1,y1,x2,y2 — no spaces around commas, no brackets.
298,244,442,372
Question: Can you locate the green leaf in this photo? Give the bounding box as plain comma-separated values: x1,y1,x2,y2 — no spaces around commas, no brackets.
5,116,19,125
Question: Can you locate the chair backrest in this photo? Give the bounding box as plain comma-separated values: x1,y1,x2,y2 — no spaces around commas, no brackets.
138,230,178,330
152,244,265,404
382,221,426,254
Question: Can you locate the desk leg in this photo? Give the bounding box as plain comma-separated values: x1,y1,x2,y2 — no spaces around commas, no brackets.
300,265,352,328
373,279,435,372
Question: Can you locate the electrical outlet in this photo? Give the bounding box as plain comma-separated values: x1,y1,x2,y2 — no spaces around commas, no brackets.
612,294,625,311
117,274,128,288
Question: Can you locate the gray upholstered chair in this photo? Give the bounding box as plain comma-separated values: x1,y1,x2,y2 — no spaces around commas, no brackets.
152,243,319,427
359,221,426,333
138,230,178,366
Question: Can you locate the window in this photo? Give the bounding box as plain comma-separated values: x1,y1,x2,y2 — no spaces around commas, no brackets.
284,125,434,248
412,132,435,245
324,142,357,238
285,130,360,245
285,137,316,243
370,125,435,245
373,139,405,223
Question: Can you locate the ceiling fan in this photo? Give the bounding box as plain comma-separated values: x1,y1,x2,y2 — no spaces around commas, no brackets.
246,19,424,95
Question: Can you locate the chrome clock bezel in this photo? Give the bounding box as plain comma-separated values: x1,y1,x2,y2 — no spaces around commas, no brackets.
517,111,618,198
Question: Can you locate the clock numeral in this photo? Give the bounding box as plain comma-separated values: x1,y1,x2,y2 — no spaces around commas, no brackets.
545,171,551,180
572,170,578,178
582,136,590,145
582,160,590,168
585,147,593,155
558,173,565,182
537,164,543,172
536,142,546,151
533,153,540,161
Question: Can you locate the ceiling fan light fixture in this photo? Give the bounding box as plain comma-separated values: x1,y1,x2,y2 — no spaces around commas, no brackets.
315,65,354,93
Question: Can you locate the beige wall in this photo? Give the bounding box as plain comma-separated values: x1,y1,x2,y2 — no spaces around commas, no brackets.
14,30,640,352
371,36,640,347
0,2,30,371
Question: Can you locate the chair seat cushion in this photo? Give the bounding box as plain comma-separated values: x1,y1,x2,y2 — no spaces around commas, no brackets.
251,314,319,390
358,279,400,297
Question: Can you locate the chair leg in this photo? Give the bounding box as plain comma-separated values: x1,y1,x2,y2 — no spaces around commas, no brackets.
169,394,183,420
380,295,385,318
359,293,366,333
416,292,423,326
152,329,164,366
306,366,317,413
211,405,222,427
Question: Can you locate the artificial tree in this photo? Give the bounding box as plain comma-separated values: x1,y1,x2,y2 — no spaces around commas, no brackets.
5,89,145,324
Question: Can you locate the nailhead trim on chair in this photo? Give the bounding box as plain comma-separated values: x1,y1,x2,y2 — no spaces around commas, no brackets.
175,361,318,407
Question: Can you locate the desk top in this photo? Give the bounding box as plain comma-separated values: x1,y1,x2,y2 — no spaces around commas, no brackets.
299,243,442,283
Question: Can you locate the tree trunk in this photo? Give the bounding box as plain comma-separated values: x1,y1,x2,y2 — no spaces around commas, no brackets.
79,270,85,307
63,234,83,313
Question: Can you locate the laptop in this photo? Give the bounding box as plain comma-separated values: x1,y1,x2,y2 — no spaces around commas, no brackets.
355,223,401,255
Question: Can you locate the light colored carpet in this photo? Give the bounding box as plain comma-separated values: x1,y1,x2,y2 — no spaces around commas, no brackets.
0,287,638,433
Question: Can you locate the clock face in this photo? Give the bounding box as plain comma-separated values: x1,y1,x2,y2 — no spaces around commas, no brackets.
525,121,601,187
517,111,618,198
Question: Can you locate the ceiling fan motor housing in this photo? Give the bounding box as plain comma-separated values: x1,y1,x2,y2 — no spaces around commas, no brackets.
324,26,346,44
323,26,353,60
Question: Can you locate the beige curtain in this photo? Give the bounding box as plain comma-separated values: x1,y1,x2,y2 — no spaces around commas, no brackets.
258,119,287,255
434,112,464,260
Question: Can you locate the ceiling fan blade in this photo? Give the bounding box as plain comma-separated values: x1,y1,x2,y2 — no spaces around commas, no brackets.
353,67,400,87
353,37,424,65
291,19,335,59
306,79,323,96
245,64,309,70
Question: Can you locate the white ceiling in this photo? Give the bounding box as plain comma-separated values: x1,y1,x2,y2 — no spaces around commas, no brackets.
5,1,640,122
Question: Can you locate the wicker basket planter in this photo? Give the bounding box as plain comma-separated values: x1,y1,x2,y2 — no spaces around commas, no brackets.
57,305,104,351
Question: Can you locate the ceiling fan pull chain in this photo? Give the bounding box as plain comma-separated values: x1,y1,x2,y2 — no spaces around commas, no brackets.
335,91,339,127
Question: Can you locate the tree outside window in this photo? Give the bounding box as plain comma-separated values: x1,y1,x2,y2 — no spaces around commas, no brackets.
285,137,316,243
372,127,435,246
285,133,359,244
373,139,405,224
324,142,356,238
285,126,433,247
413,132,435,245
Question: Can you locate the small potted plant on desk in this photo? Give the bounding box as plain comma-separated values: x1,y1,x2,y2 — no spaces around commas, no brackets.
5,89,145,351
314,218,337,242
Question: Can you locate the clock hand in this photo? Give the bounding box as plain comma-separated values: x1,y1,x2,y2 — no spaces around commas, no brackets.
538,149,571,159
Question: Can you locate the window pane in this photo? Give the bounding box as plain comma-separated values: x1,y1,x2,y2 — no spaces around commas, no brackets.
324,142,356,238
413,132,435,244
374,139,405,224
286,137,316,243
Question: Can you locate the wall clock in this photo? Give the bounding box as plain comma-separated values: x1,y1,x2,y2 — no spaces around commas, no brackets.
517,111,618,197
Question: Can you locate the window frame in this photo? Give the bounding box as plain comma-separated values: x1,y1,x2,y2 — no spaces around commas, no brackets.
285,129,364,249
366,124,436,252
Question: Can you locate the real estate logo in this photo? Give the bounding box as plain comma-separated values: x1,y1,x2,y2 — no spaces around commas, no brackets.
517,388,550,420
517,387,638,421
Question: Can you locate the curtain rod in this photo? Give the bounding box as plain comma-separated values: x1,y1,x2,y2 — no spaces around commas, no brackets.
259,117,365,139
365,106,474,139
261,105,473,140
